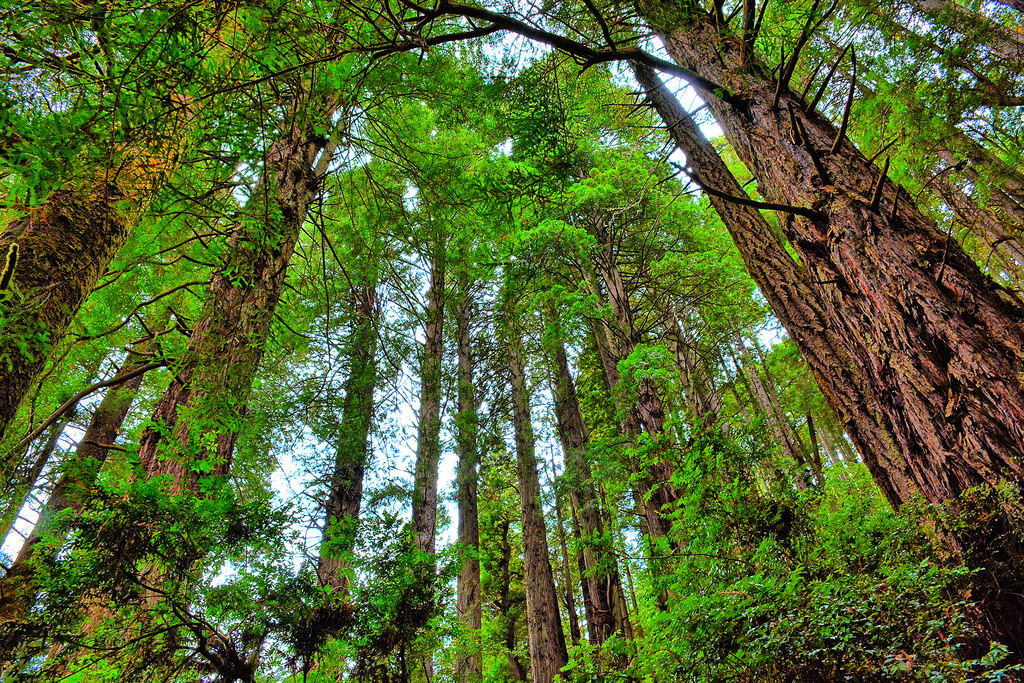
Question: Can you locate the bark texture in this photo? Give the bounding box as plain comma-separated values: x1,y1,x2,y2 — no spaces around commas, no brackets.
634,62,919,506
318,283,378,593
547,315,632,644
637,3,1024,653
453,278,482,683
507,326,569,683
137,100,332,493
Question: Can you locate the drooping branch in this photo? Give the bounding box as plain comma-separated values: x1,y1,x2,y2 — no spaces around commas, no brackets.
426,1,737,100
671,162,825,220
16,360,170,449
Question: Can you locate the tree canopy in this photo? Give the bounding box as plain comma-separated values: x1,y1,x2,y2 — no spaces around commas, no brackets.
2,0,1024,680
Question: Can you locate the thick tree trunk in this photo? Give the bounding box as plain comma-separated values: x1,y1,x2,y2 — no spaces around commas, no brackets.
507,327,569,683
137,103,332,493
638,4,1024,653
318,284,378,594
453,277,482,683
0,130,191,447
411,249,446,556
635,62,919,506
645,3,1024,501
0,13,249,446
547,316,632,644
0,334,162,624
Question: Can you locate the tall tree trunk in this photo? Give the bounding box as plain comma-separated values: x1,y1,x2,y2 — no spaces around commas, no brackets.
582,257,677,540
666,311,721,428
644,2,1024,503
507,324,569,683
0,329,163,624
634,62,918,506
410,246,445,564
746,331,817,487
453,276,482,683
137,101,332,494
546,311,632,644
732,334,812,490
547,462,581,649
0,411,75,546
318,283,378,594
0,11,251,446
804,413,826,486
638,4,1024,652
495,517,529,682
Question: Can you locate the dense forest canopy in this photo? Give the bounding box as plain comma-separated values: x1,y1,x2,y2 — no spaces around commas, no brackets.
1,0,1024,679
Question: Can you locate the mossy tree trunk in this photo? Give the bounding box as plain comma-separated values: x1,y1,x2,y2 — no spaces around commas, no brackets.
636,2,1024,653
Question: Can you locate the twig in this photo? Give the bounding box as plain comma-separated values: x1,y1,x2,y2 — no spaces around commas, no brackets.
870,155,890,211
830,46,856,154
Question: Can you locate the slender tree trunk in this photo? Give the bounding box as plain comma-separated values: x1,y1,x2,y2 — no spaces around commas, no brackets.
732,333,812,490
582,257,677,540
905,0,1024,63
0,333,163,623
496,518,529,682
638,5,1024,653
815,424,849,479
410,246,446,560
666,311,721,428
546,312,631,644
749,331,817,487
0,412,75,546
547,462,581,649
931,175,1024,285
507,324,569,683
453,276,482,683
318,283,378,594
567,499,597,645
805,413,826,486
